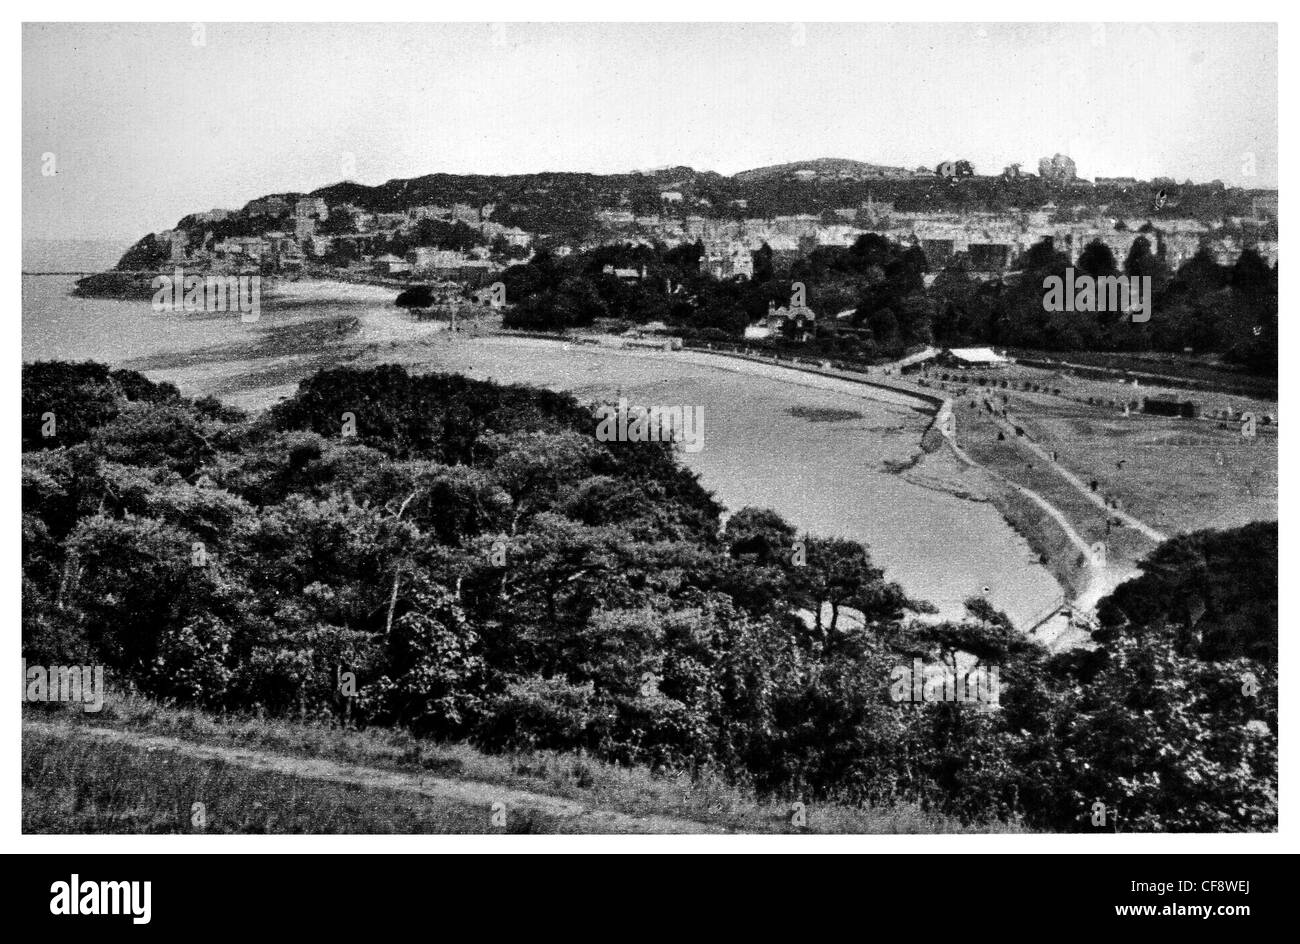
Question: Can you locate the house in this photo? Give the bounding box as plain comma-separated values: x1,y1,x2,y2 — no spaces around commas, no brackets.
752,299,817,342
373,253,410,276
660,191,684,204
498,227,532,248
602,264,647,282
941,347,1010,369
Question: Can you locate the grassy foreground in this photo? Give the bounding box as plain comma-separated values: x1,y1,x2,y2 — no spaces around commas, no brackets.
23,693,1016,835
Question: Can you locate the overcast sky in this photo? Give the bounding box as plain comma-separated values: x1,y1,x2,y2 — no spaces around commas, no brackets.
23,21,1278,241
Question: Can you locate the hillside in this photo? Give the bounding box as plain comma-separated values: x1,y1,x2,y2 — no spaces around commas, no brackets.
106,156,1269,274
733,157,921,182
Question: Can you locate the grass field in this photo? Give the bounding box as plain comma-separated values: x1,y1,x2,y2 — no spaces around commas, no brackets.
927,364,1277,579
23,695,1016,835
24,725,537,834
1009,399,1276,537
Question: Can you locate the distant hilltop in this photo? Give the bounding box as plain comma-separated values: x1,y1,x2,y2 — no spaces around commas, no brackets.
732,157,924,183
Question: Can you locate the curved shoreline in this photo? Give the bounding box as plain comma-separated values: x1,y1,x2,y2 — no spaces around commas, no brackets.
361,328,1095,639
604,341,1104,636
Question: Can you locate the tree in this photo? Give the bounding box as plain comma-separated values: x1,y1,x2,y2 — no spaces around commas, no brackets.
1076,239,1119,277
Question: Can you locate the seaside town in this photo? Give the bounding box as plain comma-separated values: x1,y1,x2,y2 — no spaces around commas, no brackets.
135,155,1277,294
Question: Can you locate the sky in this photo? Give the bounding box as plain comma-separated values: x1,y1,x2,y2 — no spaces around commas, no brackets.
23,21,1278,242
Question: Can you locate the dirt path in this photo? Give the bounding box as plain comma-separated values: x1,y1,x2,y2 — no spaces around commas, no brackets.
989,407,1169,544
24,721,727,834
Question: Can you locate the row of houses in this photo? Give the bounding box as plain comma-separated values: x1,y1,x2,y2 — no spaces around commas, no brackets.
372,248,502,279
594,200,1277,272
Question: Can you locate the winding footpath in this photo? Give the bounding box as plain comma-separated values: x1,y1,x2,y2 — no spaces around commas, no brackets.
25,721,726,834
987,408,1169,544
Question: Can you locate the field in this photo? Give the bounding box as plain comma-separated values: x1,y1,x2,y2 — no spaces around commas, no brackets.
919,359,1277,582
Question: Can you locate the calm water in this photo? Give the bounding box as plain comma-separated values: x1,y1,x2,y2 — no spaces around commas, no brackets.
22,246,1061,625
411,338,1060,625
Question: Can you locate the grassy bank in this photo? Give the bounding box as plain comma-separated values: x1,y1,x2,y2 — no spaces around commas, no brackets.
24,725,539,834
23,695,1017,835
